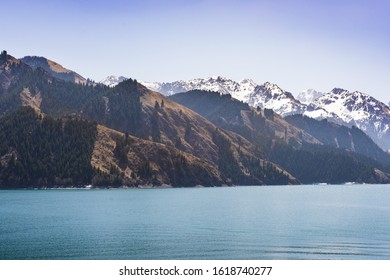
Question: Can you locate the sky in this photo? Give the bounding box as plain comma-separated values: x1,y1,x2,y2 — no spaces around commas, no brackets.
3,0,390,102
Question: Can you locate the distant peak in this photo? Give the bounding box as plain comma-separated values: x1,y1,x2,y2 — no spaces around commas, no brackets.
106,75,127,79
100,75,128,87
263,81,276,87
304,89,318,93
262,81,282,91
240,78,256,84
209,75,229,81
331,88,348,95
296,89,324,104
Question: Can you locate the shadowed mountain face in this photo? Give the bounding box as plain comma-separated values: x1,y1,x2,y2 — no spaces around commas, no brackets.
285,114,390,169
170,90,390,184
170,90,322,157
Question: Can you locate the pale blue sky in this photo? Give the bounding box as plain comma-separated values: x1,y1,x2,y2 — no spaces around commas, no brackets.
3,0,390,102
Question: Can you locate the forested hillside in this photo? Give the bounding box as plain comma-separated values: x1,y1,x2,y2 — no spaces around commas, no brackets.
0,107,97,187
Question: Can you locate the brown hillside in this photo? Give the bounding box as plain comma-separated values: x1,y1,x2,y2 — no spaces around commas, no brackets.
92,124,223,186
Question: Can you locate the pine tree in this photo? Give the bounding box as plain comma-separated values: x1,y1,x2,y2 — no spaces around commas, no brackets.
0,50,7,64
154,100,160,110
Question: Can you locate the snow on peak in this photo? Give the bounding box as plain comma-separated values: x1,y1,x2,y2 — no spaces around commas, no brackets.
245,82,307,116
100,75,128,87
330,88,349,95
260,82,285,95
209,75,229,81
136,77,306,116
313,88,390,150
240,78,256,84
315,89,385,120
297,89,324,104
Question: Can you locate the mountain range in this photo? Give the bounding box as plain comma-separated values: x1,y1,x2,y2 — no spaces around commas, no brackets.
0,51,297,187
170,89,390,184
1,50,390,188
101,75,390,151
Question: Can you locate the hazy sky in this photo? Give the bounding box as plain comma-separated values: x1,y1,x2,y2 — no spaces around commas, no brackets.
3,0,390,102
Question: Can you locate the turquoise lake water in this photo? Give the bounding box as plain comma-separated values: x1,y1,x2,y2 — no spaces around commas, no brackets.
1,185,390,259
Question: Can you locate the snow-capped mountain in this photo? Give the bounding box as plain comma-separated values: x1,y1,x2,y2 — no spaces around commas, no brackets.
297,89,324,104
313,88,390,150
100,75,127,87
246,83,339,120
247,82,306,116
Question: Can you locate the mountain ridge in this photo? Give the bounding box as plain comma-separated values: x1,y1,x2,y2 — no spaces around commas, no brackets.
21,56,87,84
101,75,390,151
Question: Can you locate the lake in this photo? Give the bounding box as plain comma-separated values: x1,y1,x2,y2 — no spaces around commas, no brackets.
1,185,390,260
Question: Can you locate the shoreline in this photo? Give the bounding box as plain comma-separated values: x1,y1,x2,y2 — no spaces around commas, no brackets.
0,182,380,191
